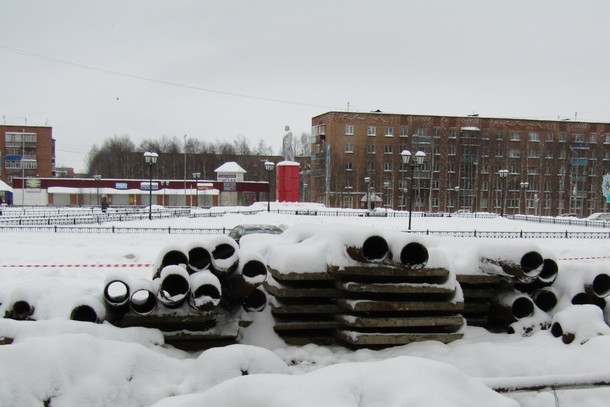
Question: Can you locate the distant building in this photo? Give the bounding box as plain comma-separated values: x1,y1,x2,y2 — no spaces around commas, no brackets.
0,124,55,184
310,111,610,217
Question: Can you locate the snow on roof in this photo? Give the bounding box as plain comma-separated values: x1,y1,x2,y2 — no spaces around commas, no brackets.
461,127,481,131
214,162,246,173
0,179,13,192
277,161,300,167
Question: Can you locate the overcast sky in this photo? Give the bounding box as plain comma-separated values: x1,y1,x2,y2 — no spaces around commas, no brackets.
1,0,610,173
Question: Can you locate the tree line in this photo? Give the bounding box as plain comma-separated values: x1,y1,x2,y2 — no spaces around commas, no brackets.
85,133,311,181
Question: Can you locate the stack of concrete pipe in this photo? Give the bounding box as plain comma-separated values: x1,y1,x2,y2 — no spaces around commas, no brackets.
100,235,268,348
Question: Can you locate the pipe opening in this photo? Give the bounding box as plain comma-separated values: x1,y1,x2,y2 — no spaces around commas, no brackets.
520,251,543,276
571,292,591,305
70,305,99,323
538,259,559,283
243,288,267,312
160,250,188,269
511,296,534,319
159,274,190,305
188,247,211,271
242,260,268,279
361,236,389,262
212,243,236,260
400,242,429,268
550,322,563,338
532,290,557,312
130,289,157,314
592,273,610,298
104,280,129,306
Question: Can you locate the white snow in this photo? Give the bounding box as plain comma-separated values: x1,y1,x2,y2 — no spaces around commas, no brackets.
1,205,610,406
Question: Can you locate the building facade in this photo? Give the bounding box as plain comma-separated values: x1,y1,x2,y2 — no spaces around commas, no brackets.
1,124,55,185
310,111,610,217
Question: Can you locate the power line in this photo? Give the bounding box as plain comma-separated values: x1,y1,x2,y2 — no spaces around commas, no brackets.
0,44,339,110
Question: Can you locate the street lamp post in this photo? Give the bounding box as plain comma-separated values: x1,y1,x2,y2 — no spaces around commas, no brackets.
520,181,529,214
264,161,275,212
193,172,201,207
454,186,460,211
364,176,371,210
401,150,426,230
144,151,158,220
498,169,508,216
303,183,308,203
93,174,101,207
383,180,390,213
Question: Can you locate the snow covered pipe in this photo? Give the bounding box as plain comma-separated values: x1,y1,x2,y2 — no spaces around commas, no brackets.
346,235,389,263
570,291,606,309
530,287,558,313
479,243,543,281
189,271,221,311
399,241,429,269
550,321,575,344
222,252,268,306
210,236,240,275
585,272,610,298
103,277,130,309
490,291,535,327
4,300,35,321
537,258,559,286
70,296,106,323
186,241,213,274
157,265,191,308
129,279,158,315
153,244,189,279
242,287,267,312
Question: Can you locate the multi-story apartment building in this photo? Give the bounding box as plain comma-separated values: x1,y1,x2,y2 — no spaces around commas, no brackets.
1,124,55,184
310,111,610,217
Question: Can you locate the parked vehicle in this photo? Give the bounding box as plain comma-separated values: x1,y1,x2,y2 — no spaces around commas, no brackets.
228,224,284,244
586,212,610,222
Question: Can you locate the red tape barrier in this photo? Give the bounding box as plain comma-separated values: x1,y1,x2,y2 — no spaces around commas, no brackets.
0,264,152,268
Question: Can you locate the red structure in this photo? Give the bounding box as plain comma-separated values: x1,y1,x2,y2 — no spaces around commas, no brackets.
276,161,300,202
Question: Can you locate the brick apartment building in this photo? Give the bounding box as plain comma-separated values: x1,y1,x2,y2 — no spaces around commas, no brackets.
310,111,610,217
1,124,55,186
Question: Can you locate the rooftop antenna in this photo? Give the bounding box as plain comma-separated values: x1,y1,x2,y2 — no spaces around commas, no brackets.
347,102,350,112
575,112,578,120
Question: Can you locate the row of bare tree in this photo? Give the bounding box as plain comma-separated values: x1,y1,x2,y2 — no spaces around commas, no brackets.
85,133,311,181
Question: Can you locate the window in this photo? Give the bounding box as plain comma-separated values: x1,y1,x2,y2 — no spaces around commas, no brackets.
496,131,503,140
367,144,376,154
433,163,440,172
448,163,456,173
528,132,540,142
545,150,553,159
448,128,457,139
432,180,440,189
384,161,392,172
345,178,353,189
345,125,354,136
384,145,393,154
528,148,539,158
590,133,597,143
385,127,393,137
605,134,610,144
433,145,440,155
509,148,521,158
367,126,376,136
399,127,408,137
546,133,554,142
559,132,567,142
345,161,353,171
434,128,442,138
448,145,457,156
573,134,585,142
510,132,521,141
345,143,354,153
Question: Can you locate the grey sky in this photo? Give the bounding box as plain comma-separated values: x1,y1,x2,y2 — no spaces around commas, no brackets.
1,0,609,173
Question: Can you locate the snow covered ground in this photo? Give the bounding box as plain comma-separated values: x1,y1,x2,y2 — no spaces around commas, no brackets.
2,203,610,406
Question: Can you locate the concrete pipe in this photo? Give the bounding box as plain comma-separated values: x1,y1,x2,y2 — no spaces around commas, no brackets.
157,265,191,308
153,244,189,279
346,235,389,263
210,235,240,276
222,251,268,306
479,242,543,281
242,287,267,312
189,271,221,312
129,278,158,315
70,296,106,323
